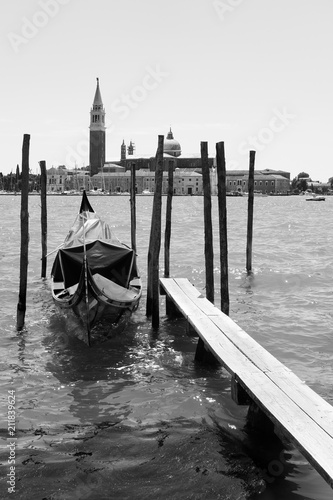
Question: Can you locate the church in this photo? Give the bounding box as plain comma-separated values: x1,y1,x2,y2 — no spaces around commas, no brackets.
45,79,291,195
88,78,211,194
88,79,290,196
89,78,214,176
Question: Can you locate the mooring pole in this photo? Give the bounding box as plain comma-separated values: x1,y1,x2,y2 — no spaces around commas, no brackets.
164,160,174,278
196,141,228,364
40,160,47,278
246,150,255,274
146,135,164,328
201,141,214,304
216,141,229,316
130,162,137,254
195,141,217,364
17,134,30,331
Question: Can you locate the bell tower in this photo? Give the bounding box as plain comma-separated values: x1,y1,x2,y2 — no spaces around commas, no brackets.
121,139,126,162
89,78,106,176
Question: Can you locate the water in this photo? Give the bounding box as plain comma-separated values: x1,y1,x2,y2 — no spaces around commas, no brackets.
0,194,333,499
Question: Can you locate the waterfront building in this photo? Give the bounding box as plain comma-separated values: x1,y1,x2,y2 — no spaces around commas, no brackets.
46,165,68,192
89,169,202,195
223,169,290,195
46,162,289,196
46,166,90,193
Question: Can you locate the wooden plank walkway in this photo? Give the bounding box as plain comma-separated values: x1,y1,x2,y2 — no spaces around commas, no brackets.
159,277,333,489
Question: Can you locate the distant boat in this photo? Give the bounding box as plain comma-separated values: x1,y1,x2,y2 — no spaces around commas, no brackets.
306,193,325,201
226,191,243,197
254,191,269,197
51,190,142,345
89,188,105,195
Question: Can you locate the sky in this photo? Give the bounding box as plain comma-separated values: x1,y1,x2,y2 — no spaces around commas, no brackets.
1,0,333,181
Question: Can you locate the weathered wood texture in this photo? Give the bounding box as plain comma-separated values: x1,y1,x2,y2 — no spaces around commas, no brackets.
246,150,255,273
130,163,137,254
40,160,47,278
215,142,229,315
164,160,174,278
201,141,214,304
146,135,164,327
17,134,30,331
160,277,333,489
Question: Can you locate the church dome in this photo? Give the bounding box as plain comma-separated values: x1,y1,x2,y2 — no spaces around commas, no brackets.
164,128,181,157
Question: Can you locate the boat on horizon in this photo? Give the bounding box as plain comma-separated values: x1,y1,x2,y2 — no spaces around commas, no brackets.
50,190,142,345
305,193,326,201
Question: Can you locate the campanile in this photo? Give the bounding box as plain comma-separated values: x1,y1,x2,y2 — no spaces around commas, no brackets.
89,78,106,176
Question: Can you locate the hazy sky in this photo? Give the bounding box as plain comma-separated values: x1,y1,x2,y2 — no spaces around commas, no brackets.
1,0,333,180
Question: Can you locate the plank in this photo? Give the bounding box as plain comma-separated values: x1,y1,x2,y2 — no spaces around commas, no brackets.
209,314,333,439
267,370,333,440
160,278,205,320
188,313,259,377
159,278,333,487
173,278,220,316
235,372,333,488
210,314,282,373
189,314,333,487
168,285,333,439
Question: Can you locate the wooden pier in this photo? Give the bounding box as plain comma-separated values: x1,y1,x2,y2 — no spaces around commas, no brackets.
160,277,333,489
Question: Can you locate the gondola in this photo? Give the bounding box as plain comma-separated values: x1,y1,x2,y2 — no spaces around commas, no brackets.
51,190,142,345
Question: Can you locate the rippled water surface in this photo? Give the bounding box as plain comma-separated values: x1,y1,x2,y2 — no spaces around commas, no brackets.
1,194,333,499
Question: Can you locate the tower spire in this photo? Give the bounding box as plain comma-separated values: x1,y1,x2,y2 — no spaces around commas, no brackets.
167,127,174,140
93,77,103,107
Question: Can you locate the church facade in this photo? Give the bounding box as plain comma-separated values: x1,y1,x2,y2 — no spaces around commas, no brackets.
119,128,215,173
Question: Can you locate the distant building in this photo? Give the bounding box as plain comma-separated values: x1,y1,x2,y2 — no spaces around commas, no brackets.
46,166,90,193
119,128,214,173
90,169,203,195
46,165,68,192
173,169,202,195
223,169,291,194
303,179,330,193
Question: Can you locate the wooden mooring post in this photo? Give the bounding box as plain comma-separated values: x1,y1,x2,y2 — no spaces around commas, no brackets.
246,150,255,274
201,141,214,304
146,135,164,328
17,134,30,331
130,162,137,254
195,141,219,364
40,160,47,279
216,141,229,316
164,160,174,278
